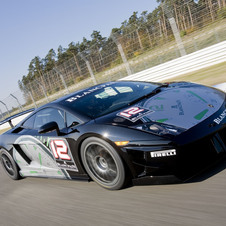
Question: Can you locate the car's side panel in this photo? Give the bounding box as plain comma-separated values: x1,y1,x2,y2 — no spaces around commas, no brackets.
71,123,173,178
13,136,70,178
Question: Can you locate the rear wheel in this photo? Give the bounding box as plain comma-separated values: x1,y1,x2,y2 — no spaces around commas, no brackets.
0,150,20,180
81,137,125,190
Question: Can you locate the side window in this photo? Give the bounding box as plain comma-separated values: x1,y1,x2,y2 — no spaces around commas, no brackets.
66,112,82,128
22,114,36,129
33,108,65,130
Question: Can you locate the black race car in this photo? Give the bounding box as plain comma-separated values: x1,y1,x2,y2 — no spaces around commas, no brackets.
0,81,226,190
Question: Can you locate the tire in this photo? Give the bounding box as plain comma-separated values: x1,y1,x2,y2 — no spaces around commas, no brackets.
0,149,20,180
80,137,126,190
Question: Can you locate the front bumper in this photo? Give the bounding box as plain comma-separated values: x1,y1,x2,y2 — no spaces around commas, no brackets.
124,125,226,185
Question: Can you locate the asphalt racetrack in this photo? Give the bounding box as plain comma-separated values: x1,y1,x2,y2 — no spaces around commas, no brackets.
0,158,226,226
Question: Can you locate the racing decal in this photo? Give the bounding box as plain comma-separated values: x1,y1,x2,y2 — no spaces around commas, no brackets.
50,140,71,160
213,109,226,124
156,118,169,123
171,100,184,115
117,107,153,122
66,83,111,103
49,138,78,172
149,104,164,111
150,149,176,158
187,90,207,103
194,109,209,120
153,97,165,100
13,136,79,179
13,136,69,179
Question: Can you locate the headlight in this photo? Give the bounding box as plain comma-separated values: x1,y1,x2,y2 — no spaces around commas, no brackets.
134,123,185,136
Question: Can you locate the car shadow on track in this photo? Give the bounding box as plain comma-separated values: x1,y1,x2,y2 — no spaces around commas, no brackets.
185,157,226,184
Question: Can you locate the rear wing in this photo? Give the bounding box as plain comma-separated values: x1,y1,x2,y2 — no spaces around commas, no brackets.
0,108,35,128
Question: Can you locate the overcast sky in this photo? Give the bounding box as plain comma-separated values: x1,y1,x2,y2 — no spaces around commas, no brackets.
0,0,159,99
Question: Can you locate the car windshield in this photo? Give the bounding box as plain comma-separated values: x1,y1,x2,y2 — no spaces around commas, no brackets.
62,81,159,118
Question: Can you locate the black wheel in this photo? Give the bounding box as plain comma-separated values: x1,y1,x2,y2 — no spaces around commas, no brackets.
81,137,126,190
0,149,20,180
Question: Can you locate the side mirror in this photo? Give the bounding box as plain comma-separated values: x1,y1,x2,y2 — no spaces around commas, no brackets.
38,121,60,135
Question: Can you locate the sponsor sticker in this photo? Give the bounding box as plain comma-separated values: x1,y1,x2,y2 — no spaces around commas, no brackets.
213,109,226,125
117,107,153,122
49,138,78,172
66,84,111,103
150,149,176,158
171,100,184,115
56,161,78,171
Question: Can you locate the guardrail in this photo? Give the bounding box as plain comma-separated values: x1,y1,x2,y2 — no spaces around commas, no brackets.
214,83,226,92
120,41,226,82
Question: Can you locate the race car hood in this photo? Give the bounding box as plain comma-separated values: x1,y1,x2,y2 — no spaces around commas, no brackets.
96,83,226,131
139,84,225,129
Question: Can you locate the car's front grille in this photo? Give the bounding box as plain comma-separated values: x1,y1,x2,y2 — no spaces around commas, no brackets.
218,126,226,147
126,126,226,180
174,126,226,180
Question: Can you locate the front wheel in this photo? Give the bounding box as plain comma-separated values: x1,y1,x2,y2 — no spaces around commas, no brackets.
80,137,126,190
0,149,20,180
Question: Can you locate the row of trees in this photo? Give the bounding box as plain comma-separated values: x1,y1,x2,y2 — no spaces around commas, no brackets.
19,0,226,95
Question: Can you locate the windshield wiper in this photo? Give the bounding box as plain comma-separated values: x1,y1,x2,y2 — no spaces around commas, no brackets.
128,83,169,106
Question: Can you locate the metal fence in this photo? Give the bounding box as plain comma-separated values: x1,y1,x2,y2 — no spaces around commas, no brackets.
1,1,226,121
